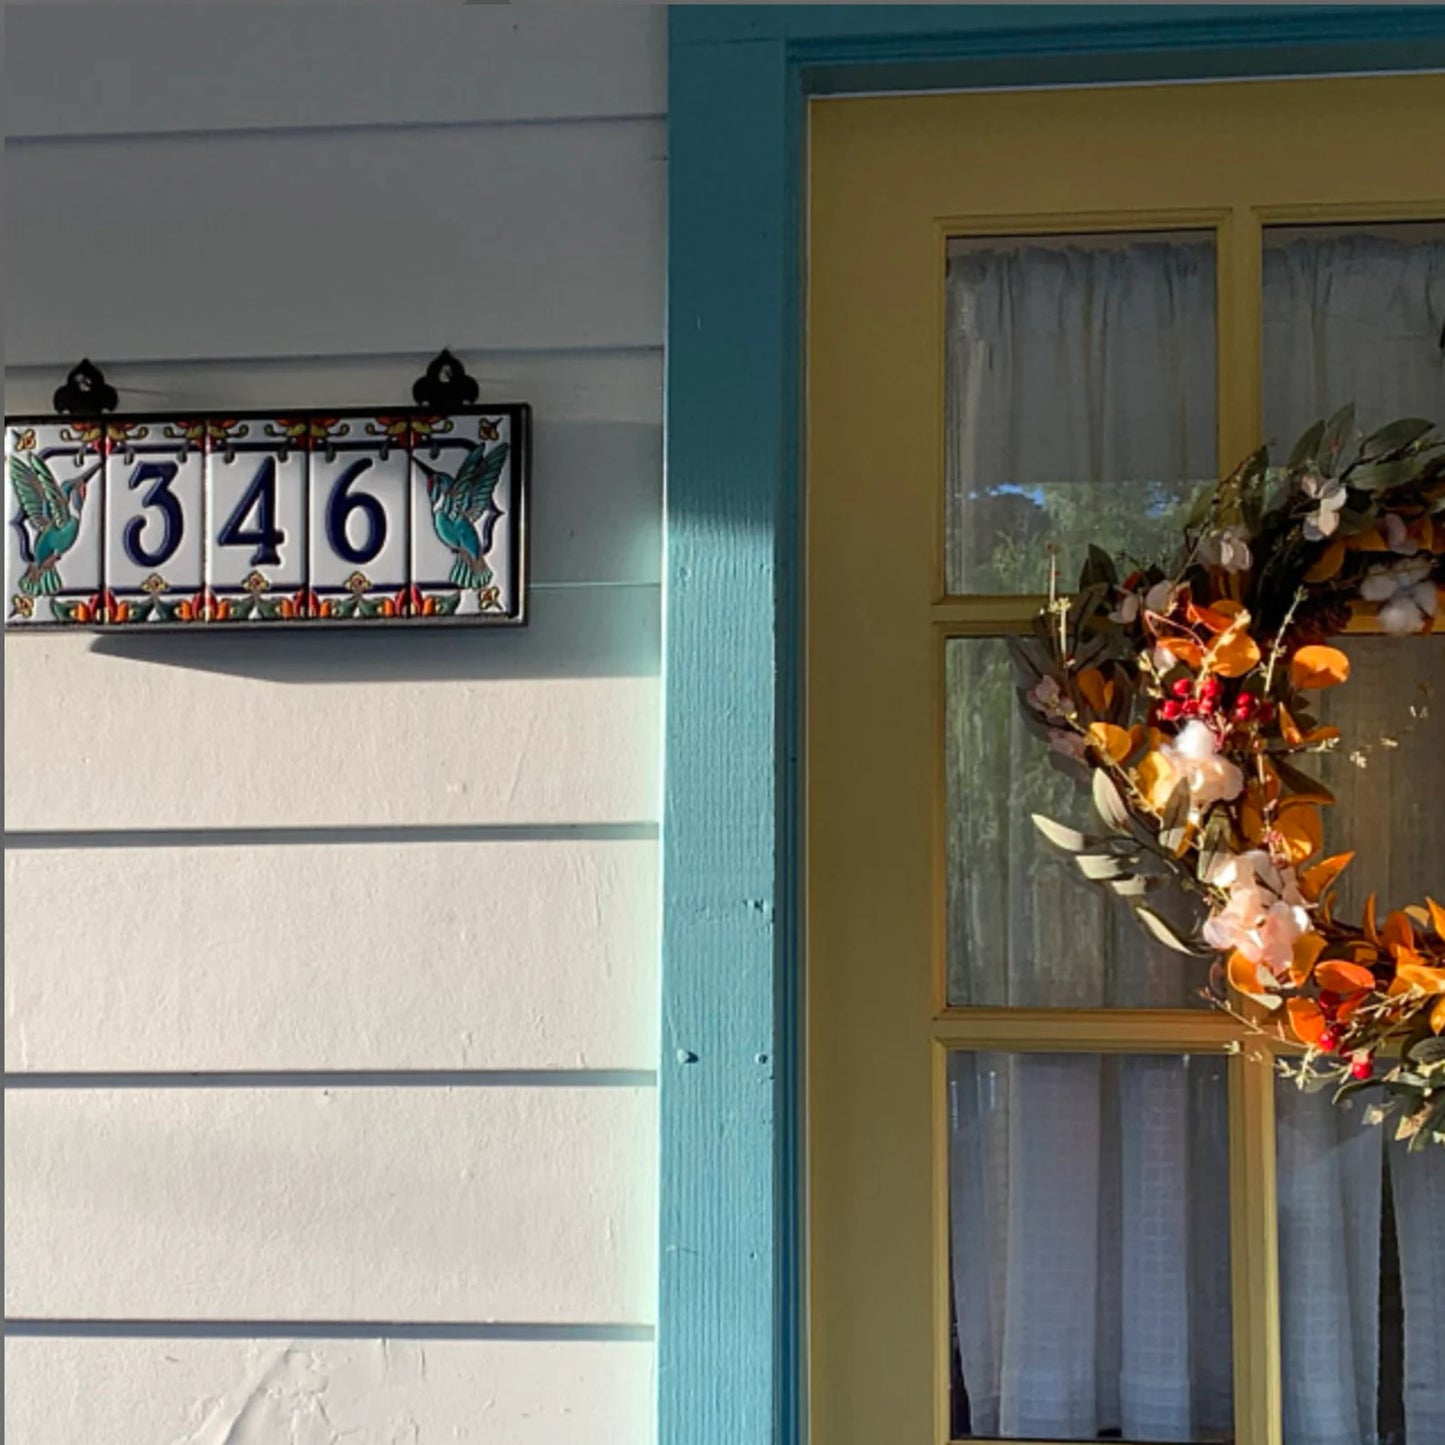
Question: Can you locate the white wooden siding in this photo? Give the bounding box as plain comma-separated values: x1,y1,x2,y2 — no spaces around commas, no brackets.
4,7,665,1442
5,839,659,1072
5,1337,656,1445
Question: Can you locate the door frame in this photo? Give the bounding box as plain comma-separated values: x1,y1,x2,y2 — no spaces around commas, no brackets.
660,10,1445,1445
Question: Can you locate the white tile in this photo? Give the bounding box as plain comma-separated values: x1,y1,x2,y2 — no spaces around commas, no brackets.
4,421,105,627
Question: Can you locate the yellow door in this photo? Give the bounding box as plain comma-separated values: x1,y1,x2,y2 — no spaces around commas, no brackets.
807,75,1445,1445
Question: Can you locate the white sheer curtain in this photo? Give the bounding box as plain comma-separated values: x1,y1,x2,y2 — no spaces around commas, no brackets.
946,228,1445,1442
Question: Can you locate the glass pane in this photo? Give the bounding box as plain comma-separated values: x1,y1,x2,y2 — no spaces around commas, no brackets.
1313,636,1445,918
1276,1078,1445,1445
1263,221,1445,450
945,231,1217,595
949,1050,1233,1442
945,638,1214,1007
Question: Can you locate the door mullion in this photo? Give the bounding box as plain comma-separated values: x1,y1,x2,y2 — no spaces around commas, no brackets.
1218,206,1265,464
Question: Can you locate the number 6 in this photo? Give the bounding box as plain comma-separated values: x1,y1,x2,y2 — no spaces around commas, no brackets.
326,459,387,566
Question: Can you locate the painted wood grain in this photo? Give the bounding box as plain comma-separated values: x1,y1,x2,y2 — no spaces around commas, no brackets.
4,1336,656,1445
7,120,665,367
4,1086,658,1322
4,839,659,1072
6,6,666,139
3,585,660,831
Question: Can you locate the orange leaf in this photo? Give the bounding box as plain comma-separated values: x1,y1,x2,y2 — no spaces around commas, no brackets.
1290,644,1351,690
1277,704,1303,747
1087,722,1133,764
1427,897,1445,941
1076,667,1111,715
1315,960,1376,995
1432,996,1445,1035
1275,802,1323,864
1228,949,1274,999
1290,931,1328,986
1303,536,1347,583
1382,910,1416,955
1187,601,1238,634
1301,852,1354,902
1164,639,1205,669
1364,893,1378,946
1394,962,1445,996
1208,632,1262,678
1286,998,1328,1046
1349,523,1389,553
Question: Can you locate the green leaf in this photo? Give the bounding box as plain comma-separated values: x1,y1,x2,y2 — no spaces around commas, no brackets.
1092,769,1132,833
358,596,382,619
1158,779,1193,855
1288,419,1326,471
1032,815,1094,853
432,591,462,616
1361,417,1435,459
1319,403,1357,476
1076,852,1134,881
1349,458,1421,493
1133,905,1207,956
1078,544,1118,591
1196,811,1232,884
1408,1037,1445,1067
1108,875,1155,897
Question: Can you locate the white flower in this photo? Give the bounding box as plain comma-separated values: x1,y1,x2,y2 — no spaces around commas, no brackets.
1160,720,1245,809
1200,525,1253,573
1359,556,1439,634
1145,580,1178,617
1201,849,1310,976
1382,512,1420,555
1301,473,1347,541
1109,590,1141,625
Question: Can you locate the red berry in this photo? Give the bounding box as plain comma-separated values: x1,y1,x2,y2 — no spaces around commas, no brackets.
1350,1055,1374,1082
1160,700,1183,721
1171,678,1193,699
1317,990,1342,1016
1182,699,1201,717
1318,1028,1339,1053
1202,677,1224,700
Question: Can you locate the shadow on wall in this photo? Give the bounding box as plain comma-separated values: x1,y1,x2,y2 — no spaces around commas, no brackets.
86,582,660,684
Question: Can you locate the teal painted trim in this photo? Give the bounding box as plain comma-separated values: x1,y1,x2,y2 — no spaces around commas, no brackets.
662,10,1445,1445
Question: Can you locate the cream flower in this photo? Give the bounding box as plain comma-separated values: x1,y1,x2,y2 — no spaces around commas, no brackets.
1359,556,1439,634
1301,473,1347,541
1201,849,1310,976
1200,525,1253,573
1160,720,1245,809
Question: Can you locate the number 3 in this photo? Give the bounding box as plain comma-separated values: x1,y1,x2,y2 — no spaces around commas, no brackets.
124,461,184,569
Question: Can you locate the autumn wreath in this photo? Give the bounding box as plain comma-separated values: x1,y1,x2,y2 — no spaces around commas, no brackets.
1012,407,1445,1149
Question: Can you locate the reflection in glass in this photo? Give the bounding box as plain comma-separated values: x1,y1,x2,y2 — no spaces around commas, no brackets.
945,232,1217,595
949,1051,1233,1442
945,638,1213,1008
1263,221,1445,451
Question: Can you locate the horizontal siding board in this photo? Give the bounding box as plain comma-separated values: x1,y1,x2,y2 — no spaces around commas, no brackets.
6,6,667,139
4,584,660,831
7,121,666,367
4,1336,655,1445
4,1087,658,1322
4,840,659,1072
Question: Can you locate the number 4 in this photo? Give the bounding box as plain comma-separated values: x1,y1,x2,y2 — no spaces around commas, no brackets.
218,457,286,566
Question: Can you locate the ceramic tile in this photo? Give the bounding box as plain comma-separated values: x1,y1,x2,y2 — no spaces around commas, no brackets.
204,418,310,622
5,421,105,626
101,420,206,624
308,415,411,620
410,412,518,620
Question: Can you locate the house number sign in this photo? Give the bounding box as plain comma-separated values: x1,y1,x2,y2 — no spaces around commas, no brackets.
6,383,529,630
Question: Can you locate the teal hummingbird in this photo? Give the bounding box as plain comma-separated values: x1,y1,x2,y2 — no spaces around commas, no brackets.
9,449,101,595
416,441,509,590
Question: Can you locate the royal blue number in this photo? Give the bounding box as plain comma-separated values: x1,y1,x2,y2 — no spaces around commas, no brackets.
218,457,286,566
326,459,387,565
123,461,184,568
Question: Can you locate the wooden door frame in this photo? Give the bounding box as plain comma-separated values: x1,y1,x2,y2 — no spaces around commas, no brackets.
661,10,1445,1445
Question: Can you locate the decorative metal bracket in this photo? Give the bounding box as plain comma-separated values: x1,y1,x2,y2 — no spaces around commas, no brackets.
412,349,480,410
52,359,119,418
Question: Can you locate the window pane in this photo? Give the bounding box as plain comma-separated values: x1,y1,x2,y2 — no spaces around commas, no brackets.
945,638,1213,1007
945,231,1217,595
1276,1079,1445,1445
949,1050,1233,1442
1263,221,1445,450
